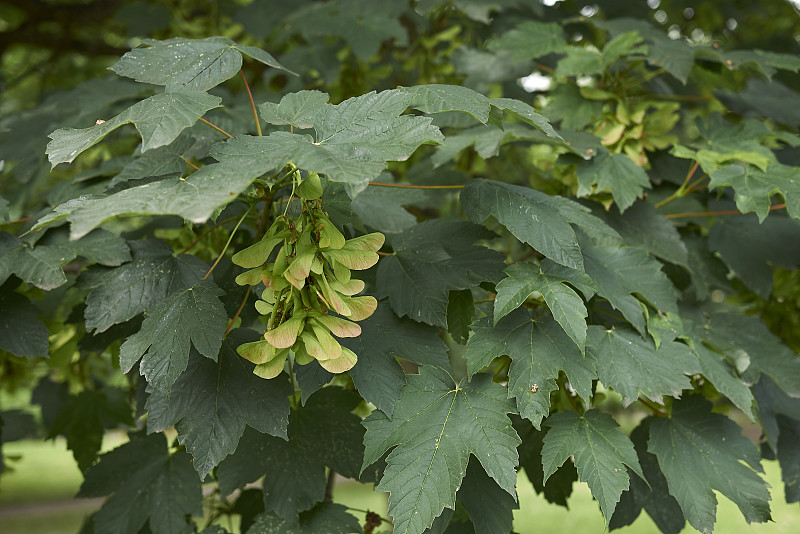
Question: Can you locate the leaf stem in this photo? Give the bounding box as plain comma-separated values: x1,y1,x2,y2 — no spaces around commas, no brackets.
638,397,668,417
203,205,253,280
225,286,251,337
655,160,698,208
0,216,33,226
240,69,262,136
181,156,201,170
367,182,464,189
178,216,240,255
199,117,235,139
665,203,786,219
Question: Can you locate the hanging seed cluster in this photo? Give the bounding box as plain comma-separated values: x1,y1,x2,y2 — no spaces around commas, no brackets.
231,172,384,379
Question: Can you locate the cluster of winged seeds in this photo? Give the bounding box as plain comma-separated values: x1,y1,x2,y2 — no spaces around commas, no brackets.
231,172,384,379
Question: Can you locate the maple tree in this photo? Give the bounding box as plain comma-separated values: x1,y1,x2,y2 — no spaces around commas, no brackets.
2,1,800,533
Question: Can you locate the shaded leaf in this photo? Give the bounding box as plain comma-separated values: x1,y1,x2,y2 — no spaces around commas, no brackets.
648,396,771,533
82,240,206,332
461,179,619,271
145,330,292,478
457,457,517,534
377,220,505,326
119,279,227,394
341,302,450,416
0,289,49,358
79,432,202,534
486,21,567,61
576,151,651,213
246,503,361,534
514,415,577,507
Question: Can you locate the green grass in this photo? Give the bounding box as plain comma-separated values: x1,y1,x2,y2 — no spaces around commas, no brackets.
1,435,799,534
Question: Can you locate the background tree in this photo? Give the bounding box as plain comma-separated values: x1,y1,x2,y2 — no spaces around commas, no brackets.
2,1,800,533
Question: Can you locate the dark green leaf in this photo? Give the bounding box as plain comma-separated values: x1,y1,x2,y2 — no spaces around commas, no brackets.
259,90,329,129
341,302,450,416
79,432,202,534
246,503,361,534
753,376,800,451
580,237,678,335
494,261,595,352
0,289,49,358
514,415,577,507
486,21,566,61
217,388,363,518
447,289,474,345
145,330,292,478
590,201,689,268
464,310,596,428
648,396,771,533
362,368,520,534
576,151,651,212
457,457,517,534
0,229,130,290
376,220,505,326
461,179,619,271
119,279,227,394
776,415,800,503
47,91,221,166
542,410,644,525
586,325,695,406
709,163,800,221
111,37,292,92
82,240,206,332
608,419,685,534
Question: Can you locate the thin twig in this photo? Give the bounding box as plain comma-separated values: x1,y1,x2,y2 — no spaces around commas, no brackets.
367,182,464,189
203,206,253,280
240,69,262,136
225,287,251,336
199,117,235,139
347,507,393,526
655,160,698,208
178,216,240,255
181,156,201,170
666,203,786,219
638,397,668,417
0,216,33,226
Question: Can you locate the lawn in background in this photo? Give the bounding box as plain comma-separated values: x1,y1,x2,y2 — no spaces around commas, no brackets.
1,435,799,533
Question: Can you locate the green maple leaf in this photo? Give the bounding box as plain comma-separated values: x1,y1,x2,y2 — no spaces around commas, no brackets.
576,151,652,213
111,134,194,186
34,161,264,240
514,416,577,507
259,90,329,129
145,331,292,478
542,410,645,526
110,37,293,92
82,240,207,332
0,228,130,290
775,416,800,504
672,115,774,172
705,311,800,397
216,388,363,518
47,91,221,167
464,310,596,428
580,237,677,335
361,368,520,534
709,162,800,221
213,89,444,195
246,503,362,534
591,201,689,268
609,419,686,534
752,376,800,451
648,396,771,533
119,279,227,394
586,326,696,406
494,260,596,352
457,457,518,534
350,173,426,233
78,432,203,534
460,179,619,271
487,20,567,61
341,302,450,416
376,220,505,326
50,387,133,471
0,289,49,358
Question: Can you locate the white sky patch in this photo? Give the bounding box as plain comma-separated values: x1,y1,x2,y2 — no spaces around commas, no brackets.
520,72,552,92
